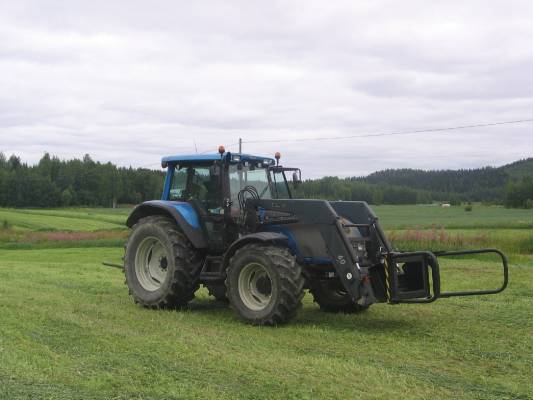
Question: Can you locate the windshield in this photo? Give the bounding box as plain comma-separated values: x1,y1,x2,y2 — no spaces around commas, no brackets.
270,169,290,199
229,164,272,207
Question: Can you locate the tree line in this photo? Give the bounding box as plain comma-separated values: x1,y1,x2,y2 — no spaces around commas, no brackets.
0,153,163,208
361,166,508,203
295,159,533,207
0,153,531,208
504,177,533,209
294,176,434,205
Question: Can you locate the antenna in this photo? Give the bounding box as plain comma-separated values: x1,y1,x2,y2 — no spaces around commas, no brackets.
193,140,198,154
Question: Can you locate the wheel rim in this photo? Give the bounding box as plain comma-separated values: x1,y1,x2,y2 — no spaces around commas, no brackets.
135,236,169,291
238,262,273,311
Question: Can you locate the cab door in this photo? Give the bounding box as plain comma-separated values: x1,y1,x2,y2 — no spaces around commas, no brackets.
183,164,226,253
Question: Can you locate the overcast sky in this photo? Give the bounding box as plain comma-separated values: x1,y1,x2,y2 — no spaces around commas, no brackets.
1,1,532,178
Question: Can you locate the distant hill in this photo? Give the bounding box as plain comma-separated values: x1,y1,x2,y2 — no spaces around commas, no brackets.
361,158,533,202
500,158,533,179
296,158,533,205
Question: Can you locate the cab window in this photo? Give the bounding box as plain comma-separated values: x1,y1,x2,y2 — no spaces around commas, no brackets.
169,169,187,199
170,165,221,211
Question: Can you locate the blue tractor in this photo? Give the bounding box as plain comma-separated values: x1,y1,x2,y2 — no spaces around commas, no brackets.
124,146,508,325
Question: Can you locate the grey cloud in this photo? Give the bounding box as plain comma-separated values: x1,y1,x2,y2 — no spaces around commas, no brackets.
0,0,532,178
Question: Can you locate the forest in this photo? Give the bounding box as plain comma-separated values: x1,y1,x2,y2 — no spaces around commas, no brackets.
0,152,531,208
296,158,533,207
0,153,163,208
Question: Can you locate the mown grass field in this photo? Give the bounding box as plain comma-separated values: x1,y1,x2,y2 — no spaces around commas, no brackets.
0,205,532,399
373,204,533,229
0,208,127,231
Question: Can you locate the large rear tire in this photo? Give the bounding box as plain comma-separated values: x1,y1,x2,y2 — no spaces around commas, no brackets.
310,279,369,313
226,244,304,325
124,215,202,308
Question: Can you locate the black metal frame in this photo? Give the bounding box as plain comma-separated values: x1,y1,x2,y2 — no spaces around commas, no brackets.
435,248,509,297
388,248,509,303
387,251,439,303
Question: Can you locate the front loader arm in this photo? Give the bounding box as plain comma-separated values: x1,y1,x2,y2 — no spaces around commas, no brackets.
247,199,377,305
318,218,377,306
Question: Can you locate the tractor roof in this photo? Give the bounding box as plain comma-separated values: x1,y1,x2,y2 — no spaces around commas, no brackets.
161,153,275,167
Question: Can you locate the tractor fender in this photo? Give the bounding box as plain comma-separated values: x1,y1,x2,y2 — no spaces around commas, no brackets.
222,232,289,268
126,200,207,249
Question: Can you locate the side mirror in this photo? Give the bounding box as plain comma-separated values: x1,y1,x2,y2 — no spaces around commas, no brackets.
292,172,302,188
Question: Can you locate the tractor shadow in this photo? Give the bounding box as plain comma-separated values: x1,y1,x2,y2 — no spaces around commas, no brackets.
187,297,423,333
188,297,230,311
294,307,420,332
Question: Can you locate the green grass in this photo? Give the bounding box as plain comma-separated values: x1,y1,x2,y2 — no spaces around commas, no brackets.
387,228,533,258
0,208,126,231
14,207,130,224
373,204,533,229
0,248,531,399
0,205,532,399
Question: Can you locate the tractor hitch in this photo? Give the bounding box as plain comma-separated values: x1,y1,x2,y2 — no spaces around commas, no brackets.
102,262,123,270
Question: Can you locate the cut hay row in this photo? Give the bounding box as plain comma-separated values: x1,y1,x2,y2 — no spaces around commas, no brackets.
0,209,125,231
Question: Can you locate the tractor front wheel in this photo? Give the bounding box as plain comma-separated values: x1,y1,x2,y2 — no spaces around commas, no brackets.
226,244,304,325
310,279,369,314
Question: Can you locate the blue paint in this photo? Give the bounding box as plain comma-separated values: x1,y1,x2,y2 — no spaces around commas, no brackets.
172,203,201,229
302,257,333,265
161,166,174,200
258,207,266,224
162,153,274,165
261,225,299,256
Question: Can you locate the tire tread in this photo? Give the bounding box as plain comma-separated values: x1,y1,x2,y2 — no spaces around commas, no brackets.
124,215,202,309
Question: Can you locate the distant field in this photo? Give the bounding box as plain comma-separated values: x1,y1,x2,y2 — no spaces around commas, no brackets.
373,204,533,229
1,205,533,257
2,204,533,231
0,208,128,231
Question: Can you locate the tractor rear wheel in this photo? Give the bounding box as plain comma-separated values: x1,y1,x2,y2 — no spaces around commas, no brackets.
310,279,369,313
124,215,202,308
226,244,304,325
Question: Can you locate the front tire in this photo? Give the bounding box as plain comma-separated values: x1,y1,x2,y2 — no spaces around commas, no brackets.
226,244,304,326
124,215,202,308
310,279,369,313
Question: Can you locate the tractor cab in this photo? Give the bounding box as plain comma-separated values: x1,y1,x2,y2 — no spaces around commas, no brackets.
158,148,301,252
160,148,300,213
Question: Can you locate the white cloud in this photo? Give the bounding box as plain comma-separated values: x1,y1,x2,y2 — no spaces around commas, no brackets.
0,0,532,178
